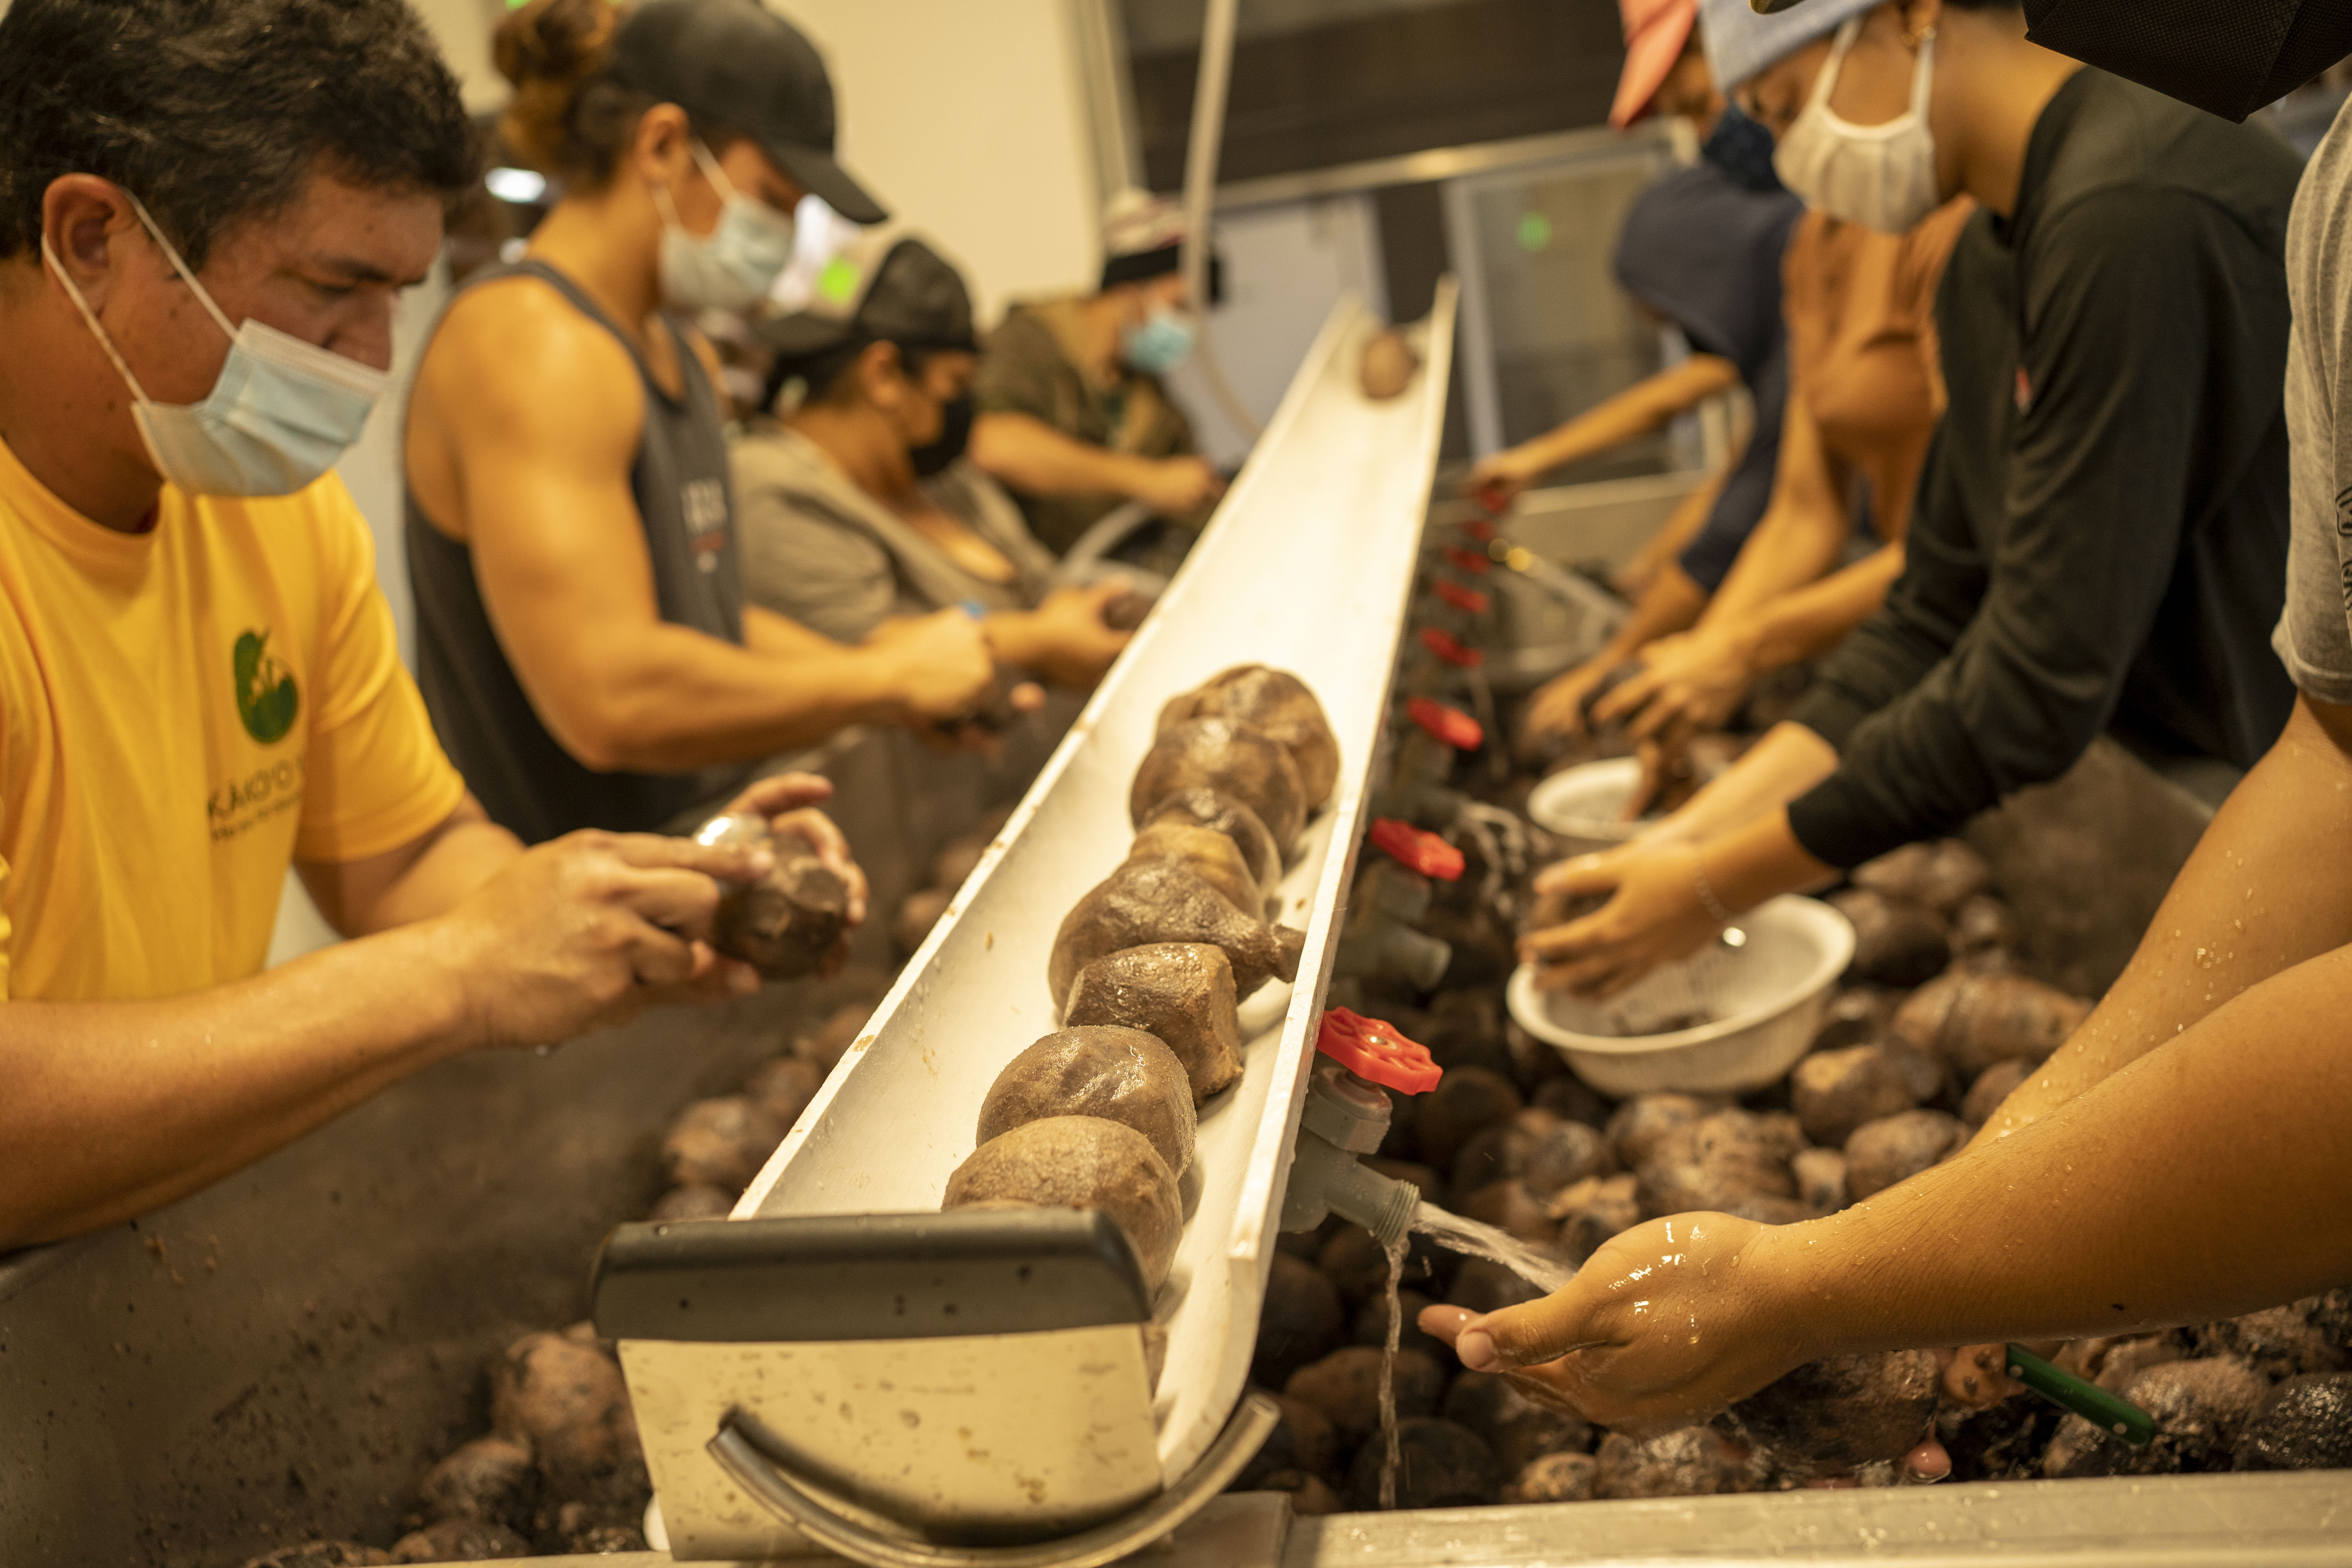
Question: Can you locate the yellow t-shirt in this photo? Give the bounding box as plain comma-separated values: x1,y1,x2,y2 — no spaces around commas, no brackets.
0,434,466,1001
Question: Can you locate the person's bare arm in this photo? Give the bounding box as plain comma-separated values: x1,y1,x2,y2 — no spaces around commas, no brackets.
1466,355,1738,503
0,830,777,1248
297,793,521,938
1423,937,2352,1427
1616,470,1727,599
968,411,1223,517
1688,392,1853,628
420,285,989,770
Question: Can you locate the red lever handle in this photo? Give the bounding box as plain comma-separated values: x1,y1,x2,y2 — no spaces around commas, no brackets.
1370,817,1466,882
1433,580,1490,615
1418,627,1484,668
1445,546,1493,576
1405,695,1483,751
1317,1007,1442,1095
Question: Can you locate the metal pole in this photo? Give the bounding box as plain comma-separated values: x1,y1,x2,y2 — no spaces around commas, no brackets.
1179,0,1262,438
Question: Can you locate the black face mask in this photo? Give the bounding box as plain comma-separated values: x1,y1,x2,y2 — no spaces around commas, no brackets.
909,391,975,478
1701,103,1784,195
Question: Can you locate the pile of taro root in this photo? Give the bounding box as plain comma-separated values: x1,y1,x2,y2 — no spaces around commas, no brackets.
1236,830,2352,1513
940,666,1336,1304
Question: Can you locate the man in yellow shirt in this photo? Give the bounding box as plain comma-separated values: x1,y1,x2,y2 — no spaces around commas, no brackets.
0,0,862,1248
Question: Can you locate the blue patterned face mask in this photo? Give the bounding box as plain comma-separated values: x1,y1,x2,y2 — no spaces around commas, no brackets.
44,192,387,499
655,140,799,313
1702,103,1785,194
1120,304,1197,375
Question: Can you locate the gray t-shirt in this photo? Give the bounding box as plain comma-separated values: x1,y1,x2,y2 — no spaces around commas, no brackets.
2276,93,2352,704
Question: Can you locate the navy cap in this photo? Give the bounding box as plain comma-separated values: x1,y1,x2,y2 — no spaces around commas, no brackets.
609,0,887,223
757,230,976,359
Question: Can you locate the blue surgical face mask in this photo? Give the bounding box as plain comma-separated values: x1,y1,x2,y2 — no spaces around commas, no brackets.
655,140,799,313
1120,303,1197,376
43,192,388,499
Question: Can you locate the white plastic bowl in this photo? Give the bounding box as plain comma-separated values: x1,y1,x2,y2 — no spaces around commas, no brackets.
1525,757,1646,858
1506,895,1856,1096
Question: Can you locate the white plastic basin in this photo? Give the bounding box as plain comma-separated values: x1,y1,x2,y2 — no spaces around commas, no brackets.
1525,756,1646,858
1506,894,1856,1097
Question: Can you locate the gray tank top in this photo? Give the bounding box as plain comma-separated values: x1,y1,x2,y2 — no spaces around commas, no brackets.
406,260,751,844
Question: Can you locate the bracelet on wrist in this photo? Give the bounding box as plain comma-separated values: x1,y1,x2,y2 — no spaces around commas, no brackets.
1689,848,1737,927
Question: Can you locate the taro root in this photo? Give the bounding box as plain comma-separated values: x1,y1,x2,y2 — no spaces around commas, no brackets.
1126,819,1263,914
240,1546,393,1568
1503,1450,1597,1503
1140,787,1282,892
1829,888,1952,989
1730,1350,1938,1481
944,1117,1183,1288
388,1519,529,1562
1235,1392,1343,1490
1593,1426,1746,1498
1444,1369,1592,1469
2045,1357,2270,1476
1961,1058,2034,1128
1252,1252,1346,1390
1937,1391,2063,1482
660,1096,784,1194
893,886,953,955
1460,1179,1559,1245
1446,1257,1545,1316
1791,1147,1848,1216
1343,1417,1500,1510
2198,1299,2352,1380
418,1434,537,1531
743,1055,825,1130
977,1025,1197,1177
1354,1287,1444,1360
1048,860,1305,1005
1605,1092,1718,1172
1156,666,1339,811
1453,1109,1609,1200
930,827,996,897
1812,988,1899,1052
1413,1065,1524,1171
1852,838,1992,914
1359,328,1421,401
1531,1074,1613,1130
2076,1332,2187,1394
1062,943,1244,1105
2236,1372,2352,1470
648,1184,733,1222
1843,1109,1967,1200
487,1331,632,1495
564,1524,648,1551
1284,1345,1443,1443
794,1001,874,1069
1635,1109,1801,1220
1130,716,1308,857
1102,590,1157,631
706,822,850,980
1790,1042,1944,1147
1951,893,2021,956
1551,1171,1641,1262
1892,971,2092,1080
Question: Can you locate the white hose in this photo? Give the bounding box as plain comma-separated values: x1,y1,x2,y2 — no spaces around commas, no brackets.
1178,0,1262,439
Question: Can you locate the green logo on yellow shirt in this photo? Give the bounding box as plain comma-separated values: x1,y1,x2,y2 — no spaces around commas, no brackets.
232,629,299,745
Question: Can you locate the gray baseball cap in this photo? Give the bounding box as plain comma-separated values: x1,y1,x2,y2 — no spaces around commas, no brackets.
608,0,887,223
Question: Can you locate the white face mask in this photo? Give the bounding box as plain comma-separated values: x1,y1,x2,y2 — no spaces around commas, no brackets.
43,193,388,499
654,140,799,313
1772,17,1941,235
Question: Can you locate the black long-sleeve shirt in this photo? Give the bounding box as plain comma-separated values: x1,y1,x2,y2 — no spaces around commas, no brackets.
1785,70,2300,869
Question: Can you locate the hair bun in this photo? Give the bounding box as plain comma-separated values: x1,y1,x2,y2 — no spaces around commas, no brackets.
492,0,618,174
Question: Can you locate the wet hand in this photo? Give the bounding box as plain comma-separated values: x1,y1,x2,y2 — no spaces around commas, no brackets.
1023,582,1135,688
1135,456,1225,518
1521,658,1613,749
1416,1213,1810,1430
1521,842,1721,997
872,608,997,727
436,829,777,1051
715,773,871,927
1462,448,1539,508
1590,629,1754,746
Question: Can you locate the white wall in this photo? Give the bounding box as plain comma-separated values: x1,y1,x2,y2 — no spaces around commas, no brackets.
771,0,1105,323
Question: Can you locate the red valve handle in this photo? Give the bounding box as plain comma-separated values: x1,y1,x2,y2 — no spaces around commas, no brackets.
1462,515,1499,541
1418,627,1484,668
1433,580,1490,615
1369,817,1465,882
1405,695,1483,751
1317,1007,1442,1095
1445,546,1493,576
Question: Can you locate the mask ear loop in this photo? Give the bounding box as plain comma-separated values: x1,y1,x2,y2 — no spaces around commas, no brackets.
120,191,240,343
1808,16,1864,115
40,226,158,405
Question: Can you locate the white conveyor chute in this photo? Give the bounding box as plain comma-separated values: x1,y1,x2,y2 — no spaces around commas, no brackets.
619,287,1455,1563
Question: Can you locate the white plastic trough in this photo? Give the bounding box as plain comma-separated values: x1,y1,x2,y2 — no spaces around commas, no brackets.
661,289,1456,1557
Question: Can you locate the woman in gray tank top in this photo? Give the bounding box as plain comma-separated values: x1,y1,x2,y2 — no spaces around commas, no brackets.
401,0,994,845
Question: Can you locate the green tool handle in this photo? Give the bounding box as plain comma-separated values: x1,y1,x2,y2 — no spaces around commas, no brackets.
2005,1343,2156,1446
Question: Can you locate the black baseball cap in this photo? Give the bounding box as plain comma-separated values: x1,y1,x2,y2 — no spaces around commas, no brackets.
756,230,976,359
608,0,887,223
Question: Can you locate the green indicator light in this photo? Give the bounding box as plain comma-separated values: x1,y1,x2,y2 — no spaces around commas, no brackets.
817,256,862,303
1517,212,1553,252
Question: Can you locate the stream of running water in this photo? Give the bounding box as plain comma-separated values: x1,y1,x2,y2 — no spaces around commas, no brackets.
1376,1232,1407,1510
1409,1201,1577,1292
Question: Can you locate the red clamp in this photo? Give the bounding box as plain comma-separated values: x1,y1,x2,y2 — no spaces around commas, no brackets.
1418,627,1484,668
1317,1007,1442,1095
1445,546,1493,577
1405,696,1483,751
1433,580,1490,615
1462,515,1499,542
1370,817,1465,882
